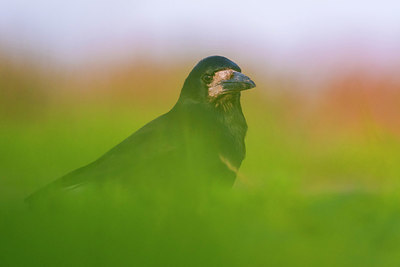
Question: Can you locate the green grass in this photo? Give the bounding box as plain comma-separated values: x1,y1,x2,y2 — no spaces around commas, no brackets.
1,95,400,266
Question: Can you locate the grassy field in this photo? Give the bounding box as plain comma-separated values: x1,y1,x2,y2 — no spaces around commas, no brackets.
1,60,400,266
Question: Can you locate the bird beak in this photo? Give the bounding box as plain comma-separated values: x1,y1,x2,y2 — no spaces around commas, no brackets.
221,71,256,92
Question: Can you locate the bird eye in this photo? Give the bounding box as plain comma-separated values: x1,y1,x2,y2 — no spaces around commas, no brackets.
202,74,213,84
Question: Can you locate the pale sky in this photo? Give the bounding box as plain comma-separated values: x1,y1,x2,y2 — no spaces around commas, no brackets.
1,0,399,69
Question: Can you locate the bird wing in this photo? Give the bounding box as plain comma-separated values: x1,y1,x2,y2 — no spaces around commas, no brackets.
26,111,182,203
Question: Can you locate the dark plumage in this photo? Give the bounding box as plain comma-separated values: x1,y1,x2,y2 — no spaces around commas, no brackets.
26,56,255,204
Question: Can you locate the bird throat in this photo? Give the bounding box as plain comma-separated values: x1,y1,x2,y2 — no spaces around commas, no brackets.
212,94,237,112
209,92,247,156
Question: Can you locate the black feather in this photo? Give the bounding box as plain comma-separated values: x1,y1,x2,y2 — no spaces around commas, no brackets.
26,56,255,204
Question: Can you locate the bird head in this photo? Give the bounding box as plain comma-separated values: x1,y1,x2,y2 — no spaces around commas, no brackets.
179,56,256,107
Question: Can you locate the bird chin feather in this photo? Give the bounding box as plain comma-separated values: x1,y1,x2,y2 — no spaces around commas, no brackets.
208,86,240,112
210,94,238,112
208,83,225,98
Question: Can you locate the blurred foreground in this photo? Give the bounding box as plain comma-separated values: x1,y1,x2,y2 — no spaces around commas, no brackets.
1,54,400,266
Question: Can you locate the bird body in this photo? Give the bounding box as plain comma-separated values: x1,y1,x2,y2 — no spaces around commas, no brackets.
26,56,255,204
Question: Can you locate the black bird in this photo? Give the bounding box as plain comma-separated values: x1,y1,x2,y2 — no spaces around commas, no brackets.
26,56,256,203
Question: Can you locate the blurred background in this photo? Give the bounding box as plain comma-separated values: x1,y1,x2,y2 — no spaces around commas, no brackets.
2,0,399,197
1,1,400,265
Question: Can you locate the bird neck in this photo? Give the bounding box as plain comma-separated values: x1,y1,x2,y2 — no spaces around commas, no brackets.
213,93,247,137
209,93,248,164
172,95,247,166
174,93,247,139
